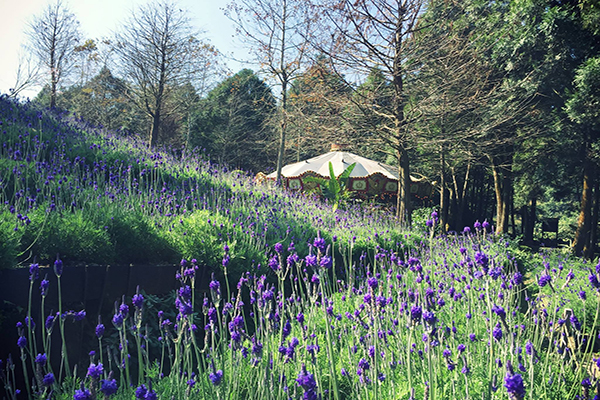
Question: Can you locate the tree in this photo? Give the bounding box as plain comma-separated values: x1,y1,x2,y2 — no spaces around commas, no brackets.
312,0,427,225
190,69,277,172
566,56,600,257
287,56,354,161
114,1,202,147
26,0,81,108
69,66,141,133
225,0,316,183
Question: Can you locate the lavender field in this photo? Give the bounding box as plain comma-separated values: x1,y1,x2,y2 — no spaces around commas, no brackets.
1,98,599,399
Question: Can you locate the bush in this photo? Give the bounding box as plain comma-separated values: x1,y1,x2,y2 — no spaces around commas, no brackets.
20,209,115,265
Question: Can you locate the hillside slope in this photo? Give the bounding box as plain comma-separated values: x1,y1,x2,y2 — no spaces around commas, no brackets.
0,97,411,276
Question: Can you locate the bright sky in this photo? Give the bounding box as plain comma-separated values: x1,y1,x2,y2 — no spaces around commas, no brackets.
0,0,249,99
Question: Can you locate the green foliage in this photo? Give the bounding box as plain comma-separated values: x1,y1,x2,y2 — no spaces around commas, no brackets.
0,212,21,269
161,209,230,268
190,69,276,172
20,209,115,265
303,162,356,211
104,210,176,265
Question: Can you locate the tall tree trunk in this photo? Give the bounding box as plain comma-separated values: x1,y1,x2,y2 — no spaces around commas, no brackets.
584,178,600,260
275,0,289,185
276,84,288,185
439,146,449,233
489,155,511,235
150,107,161,148
392,6,411,226
523,197,536,245
50,48,57,109
396,145,412,226
574,147,595,257
451,163,471,230
589,178,600,259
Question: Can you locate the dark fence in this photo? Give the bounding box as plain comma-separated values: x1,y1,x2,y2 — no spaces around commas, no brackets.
0,263,210,377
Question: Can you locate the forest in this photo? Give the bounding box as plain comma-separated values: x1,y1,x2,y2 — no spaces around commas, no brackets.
7,0,600,258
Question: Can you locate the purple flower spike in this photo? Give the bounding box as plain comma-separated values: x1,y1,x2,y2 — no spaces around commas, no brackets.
54,257,63,277
74,386,92,400
274,242,283,254
492,322,503,342
29,262,39,281
296,364,318,399
538,274,551,288
410,305,422,323
313,234,326,253
42,372,55,387
40,278,50,297
504,373,525,400
132,293,144,309
320,256,332,269
209,370,223,386
35,353,47,367
100,379,118,397
305,254,317,267
87,363,103,380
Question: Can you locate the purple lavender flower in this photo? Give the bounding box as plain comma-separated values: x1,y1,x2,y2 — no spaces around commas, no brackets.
589,273,600,289
358,358,370,370
74,387,92,400
112,313,124,328
54,257,63,277
423,310,437,325
96,322,105,338
579,290,587,300
222,254,230,268
29,262,39,281
132,293,144,309
45,314,55,331
570,314,582,331
313,235,326,253
474,251,488,268
17,336,27,348
268,255,281,271
512,272,523,286
119,303,129,317
492,304,506,320
305,254,317,267
367,276,378,289
538,274,551,288
42,372,55,387
410,305,422,323
525,341,534,356
134,384,147,399
296,364,318,400
492,322,503,342
35,353,47,366
73,310,86,322
274,242,283,254
320,256,332,269
209,370,223,386
40,278,50,297
100,379,118,397
504,373,525,400
87,363,103,380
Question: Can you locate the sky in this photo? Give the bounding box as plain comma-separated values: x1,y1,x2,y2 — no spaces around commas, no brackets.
0,0,250,99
